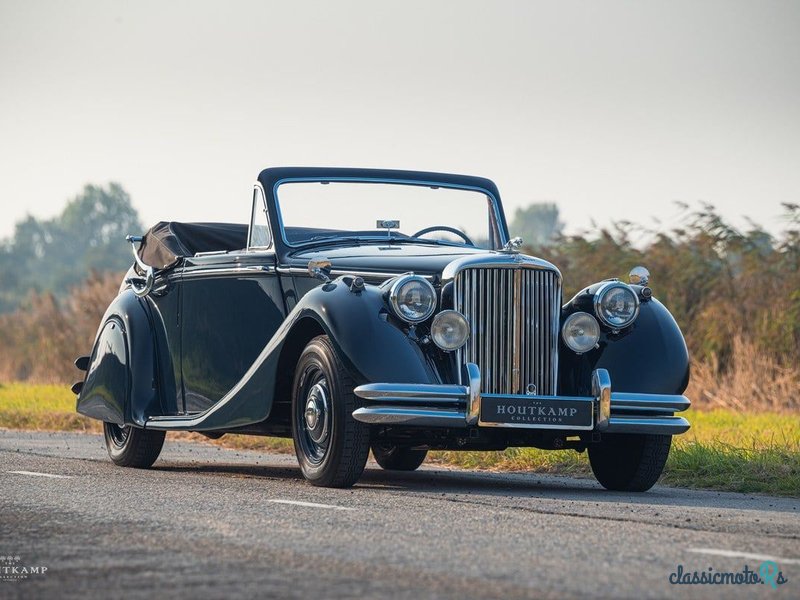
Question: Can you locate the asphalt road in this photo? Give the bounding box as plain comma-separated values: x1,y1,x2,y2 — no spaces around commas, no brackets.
1,431,798,599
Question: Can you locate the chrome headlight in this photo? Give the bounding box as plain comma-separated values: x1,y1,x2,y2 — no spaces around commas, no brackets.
388,275,437,323
431,310,469,351
594,281,640,329
562,311,600,354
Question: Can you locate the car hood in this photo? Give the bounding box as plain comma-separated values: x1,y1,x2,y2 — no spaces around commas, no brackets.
286,243,492,278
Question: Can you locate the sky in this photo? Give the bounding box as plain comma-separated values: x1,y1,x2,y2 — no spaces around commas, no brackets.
1,0,798,241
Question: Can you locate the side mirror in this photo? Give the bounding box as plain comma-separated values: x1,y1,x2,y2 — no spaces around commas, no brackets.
308,257,332,282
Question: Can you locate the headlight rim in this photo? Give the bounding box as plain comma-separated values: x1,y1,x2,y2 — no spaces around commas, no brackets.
430,309,470,351
593,281,640,330
561,311,601,354
388,274,437,323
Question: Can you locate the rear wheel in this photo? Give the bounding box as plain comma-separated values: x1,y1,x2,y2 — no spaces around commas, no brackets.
291,335,370,487
103,422,165,468
588,433,671,492
371,443,428,471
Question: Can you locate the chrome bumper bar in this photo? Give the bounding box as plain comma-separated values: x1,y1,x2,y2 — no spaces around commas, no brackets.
353,365,690,435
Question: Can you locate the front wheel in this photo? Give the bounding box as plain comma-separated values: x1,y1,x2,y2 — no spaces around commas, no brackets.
103,422,165,468
588,433,671,492
291,335,370,487
372,443,428,471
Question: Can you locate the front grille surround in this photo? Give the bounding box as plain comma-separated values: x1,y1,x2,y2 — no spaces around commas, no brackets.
452,262,561,396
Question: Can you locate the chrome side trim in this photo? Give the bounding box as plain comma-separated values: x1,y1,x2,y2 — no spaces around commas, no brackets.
605,416,690,435
182,266,275,279
352,406,468,427
276,266,433,281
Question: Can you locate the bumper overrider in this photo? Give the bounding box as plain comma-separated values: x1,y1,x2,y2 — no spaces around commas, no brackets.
352,365,690,435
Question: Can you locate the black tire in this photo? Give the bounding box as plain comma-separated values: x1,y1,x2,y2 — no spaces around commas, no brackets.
588,433,671,492
103,422,165,468
291,335,370,487
372,443,428,471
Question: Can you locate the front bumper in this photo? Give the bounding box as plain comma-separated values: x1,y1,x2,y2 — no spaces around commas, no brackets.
352,365,690,435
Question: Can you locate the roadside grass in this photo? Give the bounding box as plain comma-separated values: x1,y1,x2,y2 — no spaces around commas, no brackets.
0,382,101,433
1,382,798,496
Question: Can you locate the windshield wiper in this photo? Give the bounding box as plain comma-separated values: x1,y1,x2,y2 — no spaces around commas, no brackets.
404,237,467,248
297,236,382,247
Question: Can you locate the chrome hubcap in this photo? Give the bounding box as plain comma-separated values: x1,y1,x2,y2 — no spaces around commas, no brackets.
107,423,129,448
304,381,330,445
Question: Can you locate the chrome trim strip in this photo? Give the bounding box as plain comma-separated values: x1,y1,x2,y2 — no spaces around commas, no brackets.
605,416,691,435
182,266,275,279
352,406,468,427
275,267,432,281
610,392,691,412
354,383,467,401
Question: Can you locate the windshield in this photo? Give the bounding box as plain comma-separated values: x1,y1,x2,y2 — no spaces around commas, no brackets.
275,180,503,249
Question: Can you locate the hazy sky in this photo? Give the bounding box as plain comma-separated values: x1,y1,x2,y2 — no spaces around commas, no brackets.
1,0,798,241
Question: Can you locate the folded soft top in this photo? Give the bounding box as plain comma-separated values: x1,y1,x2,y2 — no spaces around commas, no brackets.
138,222,248,270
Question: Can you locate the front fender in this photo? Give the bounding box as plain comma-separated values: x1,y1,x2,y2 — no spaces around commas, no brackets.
292,280,436,385
559,297,690,396
77,289,161,426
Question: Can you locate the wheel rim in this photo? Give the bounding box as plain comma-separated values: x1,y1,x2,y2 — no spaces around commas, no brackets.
107,423,129,448
296,366,331,465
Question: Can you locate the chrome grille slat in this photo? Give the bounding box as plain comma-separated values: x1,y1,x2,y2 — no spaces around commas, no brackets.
455,266,560,396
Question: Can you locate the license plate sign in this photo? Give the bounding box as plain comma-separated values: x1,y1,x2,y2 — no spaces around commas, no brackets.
479,396,594,430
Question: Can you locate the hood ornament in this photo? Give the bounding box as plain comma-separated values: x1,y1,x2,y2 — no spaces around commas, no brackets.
501,237,523,253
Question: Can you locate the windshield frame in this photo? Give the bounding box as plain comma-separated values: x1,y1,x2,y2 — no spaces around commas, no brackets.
272,176,508,250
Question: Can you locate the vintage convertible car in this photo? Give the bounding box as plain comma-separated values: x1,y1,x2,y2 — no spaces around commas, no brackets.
73,167,691,491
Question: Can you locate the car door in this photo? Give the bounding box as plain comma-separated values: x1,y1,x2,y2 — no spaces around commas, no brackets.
145,267,184,415
179,186,287,413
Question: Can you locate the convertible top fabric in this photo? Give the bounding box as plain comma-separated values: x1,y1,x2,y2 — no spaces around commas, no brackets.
138,222,248,269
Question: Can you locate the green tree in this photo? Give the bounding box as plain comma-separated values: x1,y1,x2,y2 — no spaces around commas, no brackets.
0,183,142,312
510,203,564,247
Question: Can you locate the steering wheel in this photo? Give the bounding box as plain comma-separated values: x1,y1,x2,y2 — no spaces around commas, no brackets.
412,226,475,247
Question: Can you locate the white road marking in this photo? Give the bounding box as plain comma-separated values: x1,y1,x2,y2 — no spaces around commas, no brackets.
268,499,353,511
688,548,800,566
7,470,73,479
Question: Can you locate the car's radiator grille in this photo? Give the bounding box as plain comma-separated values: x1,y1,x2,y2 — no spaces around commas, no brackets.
454,267,561,396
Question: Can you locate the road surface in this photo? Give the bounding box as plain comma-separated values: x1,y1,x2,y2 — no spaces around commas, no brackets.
1,430,797,598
